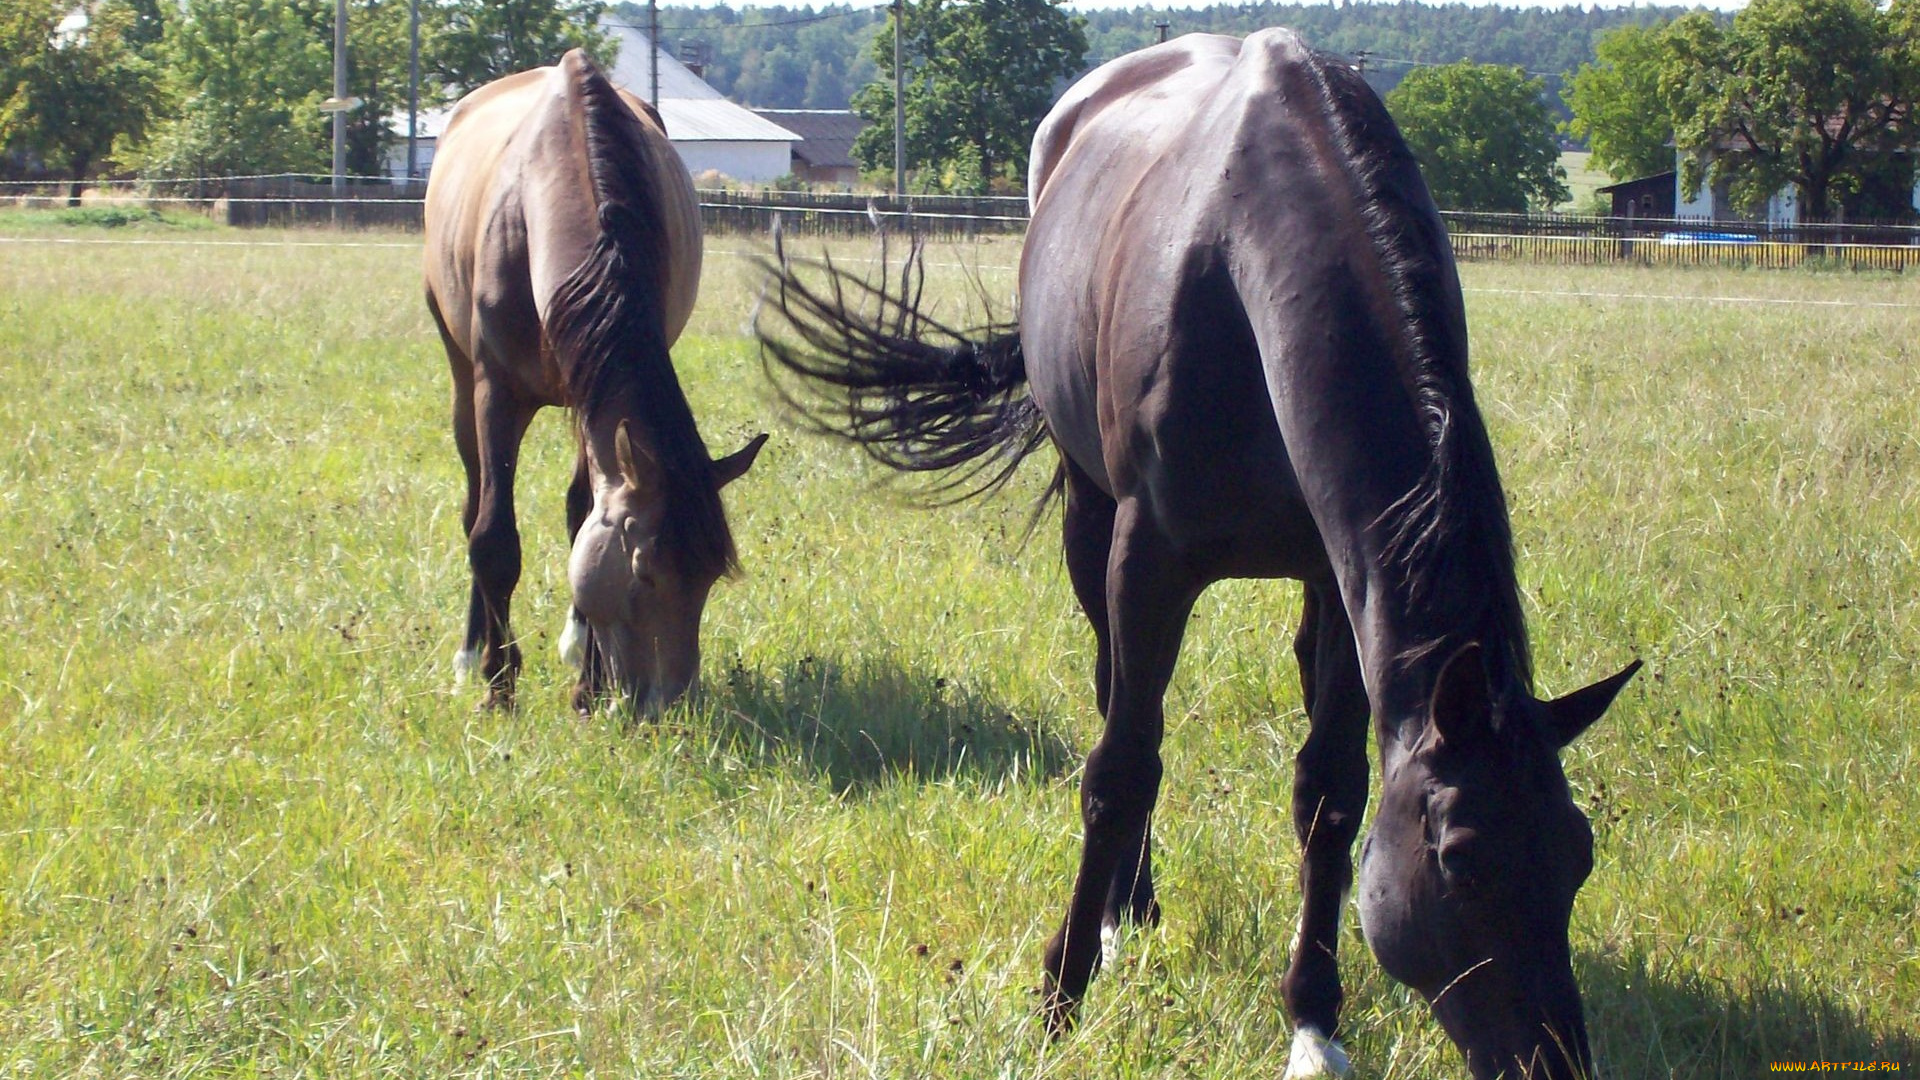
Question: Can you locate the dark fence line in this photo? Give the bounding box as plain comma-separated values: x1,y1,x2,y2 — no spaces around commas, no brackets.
1441,209,1920,250
221,177,429,228
9,177,1920,268
1449,232,1920,271
698,189,1030,239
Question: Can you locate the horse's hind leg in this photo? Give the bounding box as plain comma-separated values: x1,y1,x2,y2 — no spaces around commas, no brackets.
1280,580,1368,1078
1061,460,1159,954
1043,496,1198,1034
464,372,536,709
432,294,488,688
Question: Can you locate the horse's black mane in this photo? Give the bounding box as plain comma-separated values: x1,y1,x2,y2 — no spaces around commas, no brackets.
1306,50,1533,692
545,58,737,580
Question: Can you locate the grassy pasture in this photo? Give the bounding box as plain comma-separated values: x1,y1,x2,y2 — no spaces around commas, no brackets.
1,216,1916,1079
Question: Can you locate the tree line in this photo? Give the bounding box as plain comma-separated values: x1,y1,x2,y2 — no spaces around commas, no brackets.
2,0,616,194
4,0,1915,219
621,0,1696,112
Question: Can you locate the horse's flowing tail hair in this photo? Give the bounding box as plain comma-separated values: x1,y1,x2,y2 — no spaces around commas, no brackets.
755,236,1050,504
544,51,737,581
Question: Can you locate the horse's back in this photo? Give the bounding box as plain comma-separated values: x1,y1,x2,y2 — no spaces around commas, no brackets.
423,54,701,391
1021,30,1454,577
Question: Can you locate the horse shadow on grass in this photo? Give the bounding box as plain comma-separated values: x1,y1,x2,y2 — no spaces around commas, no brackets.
689,652,1079,794
1581,950,1917,1078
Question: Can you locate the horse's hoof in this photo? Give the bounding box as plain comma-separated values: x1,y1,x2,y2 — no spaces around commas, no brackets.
1040,994,1077,1040
1282,1025,1352,1079
571,682,599,718
452,648,480,686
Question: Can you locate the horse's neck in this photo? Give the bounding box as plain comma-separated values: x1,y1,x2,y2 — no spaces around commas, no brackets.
1225,236,1504,724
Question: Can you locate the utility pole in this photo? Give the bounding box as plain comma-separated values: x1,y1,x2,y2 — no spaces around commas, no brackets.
1353,48,1371,77
407,0,420,180
649,0,660,107
1154,19,1169,44
893,0,905,197
329,0,347,225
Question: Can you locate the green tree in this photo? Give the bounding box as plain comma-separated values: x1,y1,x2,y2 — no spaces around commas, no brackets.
0,0,159,201
431,0,614,95
1385,61,1569,212
1564,23,1677,182
132,0,332,183
851,0,1085,193
1663,0,1918,221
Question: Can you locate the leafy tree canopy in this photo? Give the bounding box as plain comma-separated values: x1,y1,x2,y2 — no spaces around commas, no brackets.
133,0,333,181
1663,0,1918,220
850,0,1085,193
1564,23,1676,183
432,0,614,96
0,0,160,195
1386,60,1569,212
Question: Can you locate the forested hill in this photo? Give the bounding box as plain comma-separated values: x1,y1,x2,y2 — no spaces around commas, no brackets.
616,1,1703,111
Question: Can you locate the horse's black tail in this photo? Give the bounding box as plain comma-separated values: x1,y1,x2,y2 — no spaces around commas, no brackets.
755,236,1050,504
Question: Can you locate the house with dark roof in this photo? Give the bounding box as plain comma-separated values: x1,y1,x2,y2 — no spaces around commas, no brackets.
1596,171,1676,220
753,110,870,187
602,21,799,183
388,23,799,184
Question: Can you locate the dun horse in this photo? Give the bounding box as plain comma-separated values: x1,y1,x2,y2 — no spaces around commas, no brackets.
424,51,765,712
760,31,1637,1080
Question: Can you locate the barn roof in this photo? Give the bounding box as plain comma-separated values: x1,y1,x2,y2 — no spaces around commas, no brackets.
599,20,796,143
1596,171,1676,195
602,19,726,101
662,100,800,143
753,110,867,169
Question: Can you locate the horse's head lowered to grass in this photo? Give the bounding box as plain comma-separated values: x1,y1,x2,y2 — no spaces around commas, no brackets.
565,420,764,714
1361,643,1640,1079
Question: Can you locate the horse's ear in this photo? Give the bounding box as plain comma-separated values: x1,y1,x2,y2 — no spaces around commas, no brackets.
1430,641,1494,747
712,432,768,489
615,420,660,496
1543,658,1642,748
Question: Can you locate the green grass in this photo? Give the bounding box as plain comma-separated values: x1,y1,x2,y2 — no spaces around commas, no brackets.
0,205,220,230
1,217,1915,1078
1557,150,1611,214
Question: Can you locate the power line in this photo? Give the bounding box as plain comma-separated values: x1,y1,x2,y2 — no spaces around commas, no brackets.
606,7,885,35
1363,54,1564,80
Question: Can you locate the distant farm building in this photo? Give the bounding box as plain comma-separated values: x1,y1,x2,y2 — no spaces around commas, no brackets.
1596,139,1920,224
1596,171,1675,220
602,21,798,183
386,23,799,184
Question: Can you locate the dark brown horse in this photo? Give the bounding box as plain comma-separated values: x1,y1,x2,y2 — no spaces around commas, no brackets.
424,51,764,712
759,31,1637,1080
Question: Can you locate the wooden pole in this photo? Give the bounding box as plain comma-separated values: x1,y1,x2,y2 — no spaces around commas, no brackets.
893,0,905,197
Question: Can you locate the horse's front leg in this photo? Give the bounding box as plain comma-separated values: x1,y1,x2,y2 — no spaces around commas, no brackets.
1043,497,1199,1034
463,374,536,709
562,445,606,714
1280,580,1369,1078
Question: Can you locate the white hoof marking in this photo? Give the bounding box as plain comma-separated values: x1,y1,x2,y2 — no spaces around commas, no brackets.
559,612,587,667
1283,1026,1352,1079
1100,923,1120,970
452,648,480,686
